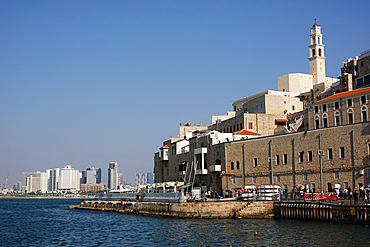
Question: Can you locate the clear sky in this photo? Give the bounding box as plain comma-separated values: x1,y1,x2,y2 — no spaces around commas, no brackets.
1,1,369,186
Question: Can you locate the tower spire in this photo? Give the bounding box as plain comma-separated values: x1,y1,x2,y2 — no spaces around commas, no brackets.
308,22,326,85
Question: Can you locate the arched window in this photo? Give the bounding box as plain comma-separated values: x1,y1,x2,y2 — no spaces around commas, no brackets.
236,161,240,169
347,109,354,124
322,113,328,128
362,106,368,122
231,162,234,170
334,111,341,126
314,115,320,129
318,37,320,44
318,48,322,56
312,49,316,56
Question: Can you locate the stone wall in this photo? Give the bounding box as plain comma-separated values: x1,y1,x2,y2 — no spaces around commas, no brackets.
76,200,274,219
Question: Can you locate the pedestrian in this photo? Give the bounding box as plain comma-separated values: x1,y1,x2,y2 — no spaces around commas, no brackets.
353,190,359,205
292,187,297,200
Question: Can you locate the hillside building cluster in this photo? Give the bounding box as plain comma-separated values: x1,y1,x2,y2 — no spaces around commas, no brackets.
154,22,370,196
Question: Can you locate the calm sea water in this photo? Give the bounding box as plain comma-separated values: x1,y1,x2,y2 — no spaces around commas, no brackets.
0,198,369,246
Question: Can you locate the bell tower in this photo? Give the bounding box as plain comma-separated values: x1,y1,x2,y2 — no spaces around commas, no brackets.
308,19,326,85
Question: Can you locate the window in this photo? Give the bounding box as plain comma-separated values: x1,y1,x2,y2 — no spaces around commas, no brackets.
334,171,339,179
344,182,348,189
249,122,253,129
292,105,296,111
260,103,263,109
318,48,322,56
256,105,258,110
304,173,307,181
276,175,280,182
232,176,235,184
283,154,287,164
236,161,240,170
315,106,319,114
347,98,352,107
348,109,353,124
231,162,234,170
334,111,340,126
251,107,254,112
308,151,313,162
367,169,370,177
299,152,304,163
276,155,280,165
328,148,333,160
362,106,368,122
323,114,328,128
334,101,339,110
252,176,256,183
361,95,367,104
315,116,320,129
253,158,258,167
323,104,327,112
340,147,345,159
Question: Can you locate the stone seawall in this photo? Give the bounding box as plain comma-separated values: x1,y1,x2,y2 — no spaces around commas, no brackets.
70,200,274,219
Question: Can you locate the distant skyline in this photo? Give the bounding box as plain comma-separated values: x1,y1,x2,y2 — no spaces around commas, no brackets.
1,1,370,186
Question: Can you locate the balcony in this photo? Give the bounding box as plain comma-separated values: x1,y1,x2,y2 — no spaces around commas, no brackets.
209,165,221,172
196,169,208,175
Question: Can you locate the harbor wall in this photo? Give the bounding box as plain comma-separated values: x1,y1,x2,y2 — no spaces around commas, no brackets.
274,201,370,223
71,200,274,219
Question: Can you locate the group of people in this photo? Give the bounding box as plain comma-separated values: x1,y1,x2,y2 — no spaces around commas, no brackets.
335,186,370,205
203,190,220,199
289,185,370,205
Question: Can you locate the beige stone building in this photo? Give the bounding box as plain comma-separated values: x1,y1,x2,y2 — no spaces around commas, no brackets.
153,22,370,196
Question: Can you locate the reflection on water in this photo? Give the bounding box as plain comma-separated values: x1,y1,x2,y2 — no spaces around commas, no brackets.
1,199,369,246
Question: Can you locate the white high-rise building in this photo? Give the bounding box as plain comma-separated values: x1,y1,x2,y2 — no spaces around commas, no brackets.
58,165,81,192
135,173,154,185
108,162,118,190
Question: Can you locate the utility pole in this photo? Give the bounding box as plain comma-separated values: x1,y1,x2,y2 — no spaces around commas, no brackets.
350,131,355,189
242,144,245,188
292,139,296,188
318,134,325,192
268,141,275,184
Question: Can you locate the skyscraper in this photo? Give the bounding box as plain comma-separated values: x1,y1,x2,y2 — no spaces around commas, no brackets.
58,165,81,192
108,162,118,190
135,173,154,185
82,167,102,184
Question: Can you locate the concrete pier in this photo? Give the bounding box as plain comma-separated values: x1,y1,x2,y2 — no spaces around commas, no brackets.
70,200,274,219
274,201,370,223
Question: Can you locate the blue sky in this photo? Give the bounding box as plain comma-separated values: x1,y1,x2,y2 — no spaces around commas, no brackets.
1,1,369,186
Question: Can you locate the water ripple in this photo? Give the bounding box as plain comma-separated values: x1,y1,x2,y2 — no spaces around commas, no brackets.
1,199,369,246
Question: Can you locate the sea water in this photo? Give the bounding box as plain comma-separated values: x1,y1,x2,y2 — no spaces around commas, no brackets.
0,198,369,246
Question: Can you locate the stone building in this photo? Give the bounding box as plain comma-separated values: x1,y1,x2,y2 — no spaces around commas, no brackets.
308,86,370,130
153,22,370,196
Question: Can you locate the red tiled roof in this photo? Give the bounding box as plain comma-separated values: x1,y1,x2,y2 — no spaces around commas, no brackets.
275,119,288,122
159,145,169,149
233,129,261,135
317,87,370,103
